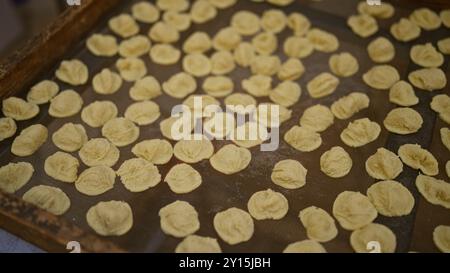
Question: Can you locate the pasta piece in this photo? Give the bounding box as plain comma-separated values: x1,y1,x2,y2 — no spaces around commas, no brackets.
190,0,217,24
149,43,181,65
277,58,305,81
22,185,70,216
300,104,334,132
390,18,421,42
267,0,294,6
367,36,395,63
441,127,450,151
160,116,197,140
283,36,314,58
299,206,338,242
430,94,450,124
0,162,33,194
252,32,278,55
102,117,140,147
0,117,16,141
208,0,236,9
410,8,441,30
383,107,423,135
250,55,281,76
75,166,116,196
320,146,352,178
49,90,83,118
269,81,301,107
410,43,444,68
108,14,139,38
231,11,260,36
232,122,268,148
159,200,200,238
357,1,394,19
442,10,450,28
129,76,162,101
284,126,321,152
44,151,79,183
27,80,59,105
86,201,133,236
209,144,251,175
164,163,202,193
242,75,272,97
416,175,450,209
202,76,233,97
433,225,450,253
213,27,241,51
204,112,235,138
132,139,173,165
52,123,87,152
214,208,254,245
341,118,381,147
307,28,339,52
261,9,286,33
247,189,288,220
329,52,359,77
233,42,255,67
332,191,377,230
79,138,120,167
408,68,447,91
347,14,378,38
287,12,310,36
149,21,180,43
156,0,189,11
350,223,396,253
2,97,39,121
124,101,160,126
307,72,339,98
117,158,161,192
283,240,326,253
119,35,151,58
210,51,235,75
55,59,89,86
116,57,147,82
163,72,197,98
92,69,122,95
86,34,118,57
365,148,403,180
81,101,118,128
175,235,222,253
367,180,414,217
163,11,191,31
398,144,438,176
331,92,370,120
438,37,450,55
389,81,419,107
225,93,257,114
183,52,213,77
173,136,214,163
183,32,212,53
131,1,160,23
363,65,399,90
11,124,47,157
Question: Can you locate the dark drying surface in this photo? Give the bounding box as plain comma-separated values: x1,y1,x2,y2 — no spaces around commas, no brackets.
0,0,449,252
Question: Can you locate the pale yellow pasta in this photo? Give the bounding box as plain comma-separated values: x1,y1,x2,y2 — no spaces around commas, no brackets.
247,189,288,220
2,97,39,121
190,0,217,24
367,180,414,217
55,59,88,86
341,118,381,147
283,240,326,253
442,10,450,28
117,158,161,192
287,12,310,36
132,1,160,23
204,112,236,138
225,93,257,114
129,76,161,101
363,65,400,90
52,123,87,152
163,72,197,98
433,225,450,253
357,1,394,19
410,43,444,68
108,14,139,38
233,42,255,68
389,81,419,107
116,57,147,82
27,80,59,105
81,101,118,128
390,18,421,42
441,127,450,151
202,76,233,97
283,36,314,58
332,191,377,230
0,118,16,141
175,235,222,253
350,223,396,253
277,58,305,81
447,161,450,178
261,9,286,33
365,148,403,180
307,28,339,52
163,11,191,31
174,135,214,163
149,44,181,65
183,53,211,77
430,94,450,124
250,55,281,76
210,51,235,75
156,0,189,11
231,10,260,36
271,159,307,189
307,72,339,98
164,163,202,194
75,166,116,196
124,101,161,126
331,92,370,120
132,139,173,165
267,0,294,6
398,144,438,176
119,35,151,58
347,14,378,38
102,117,140,147
213,207,254,245
22,185,70,216
269,81,301,107
242,75,272,97
252,32,278,55
410,8,441,30
284,125,322,152
320,146,352,178
0,162,34,194
367,36,395,63
92,69,123,95
11,124,47,157
79,138,120,167
299,206,338,242
149,21,180,43
383,107,423,135
438,37,450,55
160,116,197,140
416,175,450,209
213,27,241,51
86,200,133,236
183,32,212,53
49,90,83,118
208,0,236,9
159,200,200,238
408,68,447,91
232,121,268,148
329,52,359,78
209,144,251,175
300,104,334,132
44,151,79,183
86,34,118,57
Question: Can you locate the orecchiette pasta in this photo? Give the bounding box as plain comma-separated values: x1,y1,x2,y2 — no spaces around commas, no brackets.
117,158,161,192
367,37,395,63
0,118,16,141
27,80,59,105
271,159,307,189
86,34,118,57
287,12,310,36
341,118,381,147
76,166,116,196
183,32,212,53
11,124,48,157
163,72,197,98
116,57,147,82
307,72,339,98
252,32,278,55
119,35,151,58
277,58,305,81
231,11,260,36
300,104,334,133
0,162,34,193
410,8,441,30
269,81,301,107
55,59,89,86
284,126,322,152
410,43,444,68
242,75,272,97
190,0,217,24
202,76,234,97
210,51,235,75
44,151,79,183
79,138,120,167
183,53,212,77
389,81,419,107
363,65,400,90
390,18,421,42
416,175,450,209
398,144,438,176
149,43,181,65
132,139,173,165
92,69,123,95
331,92,370,120
163,11,191,31
102,117,140,147
408,68,447,91
125,101,161,126
250,55,281,76
132,1,160,23
129,76,162,101
329,52,359,77
2,97,39,121
81,101,118,128
357,2,394,19
108,14,139,38
233,42,255,67
383,107,423,135
213,27,241,51
283,36,314,58
261,9,287,33
365,148,403,180
52,123,88,152
49,90,83,118
347,14,378,38
307,28,339,52
149,21,180,43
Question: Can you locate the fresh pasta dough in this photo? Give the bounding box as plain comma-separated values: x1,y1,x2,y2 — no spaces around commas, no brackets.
277,58,305,81
250,55,281,76
341,118,381,147
442,9,450,28
210,51,235,75
156,0,189,12
55,59,89,86
390,18,421,42
267,0,294,6
363,65,400,90
213,207,254,245
163,11,191,31
208,0,236,9
119,35,151,58
209,144,251,175
441,127,450,151
367,36,395,63
79,138,120,167
271,159,307,189
233,42,255,67
190,0,217,24
231,11,260,36
283,240,326,253
131,1,160,23
132,139,173,165
149,21,180,43
2,97,39,121
284,125,322,152
44,151,79,183
247,189,288,220
183,94,220,115
129,76,162,101
22,185,70,216
159,200,200,238
160,116,197,140
164,163,202,194
225,93,257,114
49,90,83,118
410,43,444,68
108,14,139,38
300,104,334,132
27,80,59,105
329,52,359,77
269,81,301,107
410,8,441,30
0,162,33,194
320,146,352,178
357,2,394,19
86,34,118,57
307,72,339,98
92,69,123,95
11,124,47,157
433,225,450,253
416,175,450,209
242,75,272,97
175,235,222,253
173,136,214,163
117,158,161,192
383,107,423,135
116,57,147,82
350,223,396,253
204,112,236,138
438,37,450,55
52,123,88,152
398,144,438,176
124,101,161,126
252,32,278,55
149,43,181,65
183,53,212,77
163,72,197,98
389,81,419,107
299,206,338,242
86,201,133,236
331,92,370,120
287,12,311,36
183,31,212,53
81,101,118,128
102,117,139,147
232,122,268,148
408,68,447,91
332,191,378,230
213,27,242,51
261,9,286,33
365,148,403,180
430,94,450,124
203,76,234,97
367,180,414,217
0,117,16,141
347,14,378,37
284,36,314,59
75,166,116,196
307,28,339,53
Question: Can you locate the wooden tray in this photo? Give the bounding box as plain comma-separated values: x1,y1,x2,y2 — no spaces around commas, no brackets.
0,0,449,253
